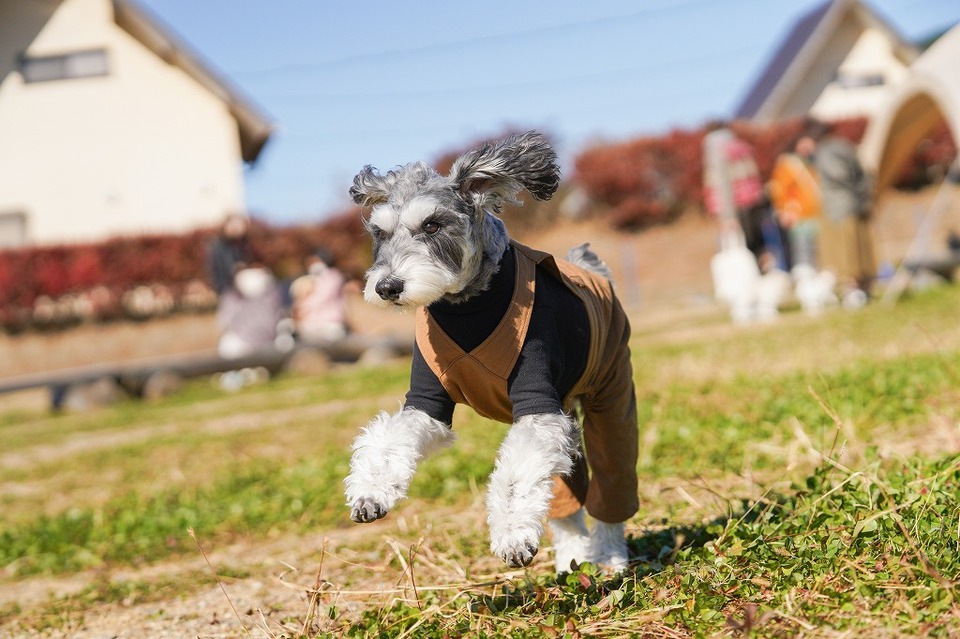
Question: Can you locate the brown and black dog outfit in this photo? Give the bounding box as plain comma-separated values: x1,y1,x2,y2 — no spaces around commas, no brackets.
405,241,639,523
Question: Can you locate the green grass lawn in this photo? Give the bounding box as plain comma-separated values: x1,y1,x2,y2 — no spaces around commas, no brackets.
2,286,959,637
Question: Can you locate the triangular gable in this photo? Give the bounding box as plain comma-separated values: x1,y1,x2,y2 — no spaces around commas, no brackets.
734,0,918,123
735,0,834,121
112,0,273,164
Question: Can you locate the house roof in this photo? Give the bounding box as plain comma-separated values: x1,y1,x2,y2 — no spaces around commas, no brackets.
734,0,919,122
112,0,273,164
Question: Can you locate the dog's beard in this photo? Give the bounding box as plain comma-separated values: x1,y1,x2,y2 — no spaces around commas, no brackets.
364,259,462,309
364,225,487,309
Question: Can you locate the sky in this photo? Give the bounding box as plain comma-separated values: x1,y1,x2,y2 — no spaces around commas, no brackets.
138,0,960,226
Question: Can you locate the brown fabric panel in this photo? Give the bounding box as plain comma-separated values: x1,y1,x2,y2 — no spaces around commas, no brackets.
547,292,639,523
581,303,639,523
471,250,537,378
413,246,537,422
415,307,468,403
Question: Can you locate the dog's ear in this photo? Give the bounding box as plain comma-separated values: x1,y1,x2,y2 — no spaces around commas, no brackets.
349,166,391,207
448,131,560,210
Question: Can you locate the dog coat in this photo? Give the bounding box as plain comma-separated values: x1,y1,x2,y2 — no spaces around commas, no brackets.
408,241,639,523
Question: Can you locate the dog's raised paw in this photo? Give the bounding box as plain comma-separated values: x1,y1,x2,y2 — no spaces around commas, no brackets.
497,542,539,568
350,497,387,523
489,511,544,567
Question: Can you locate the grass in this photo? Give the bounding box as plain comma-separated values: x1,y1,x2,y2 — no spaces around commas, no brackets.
329,454,958,638
1,286,960,637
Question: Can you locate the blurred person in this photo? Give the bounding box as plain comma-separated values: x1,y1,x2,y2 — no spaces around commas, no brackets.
289,247,349,342
704,121,770,322
206,213,255,296
702,121,769,261
768,131,822,270
217,262,285,358
811,122,877,308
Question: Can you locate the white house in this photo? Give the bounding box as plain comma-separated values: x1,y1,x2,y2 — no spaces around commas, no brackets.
734,0,919,125
0,0,273,247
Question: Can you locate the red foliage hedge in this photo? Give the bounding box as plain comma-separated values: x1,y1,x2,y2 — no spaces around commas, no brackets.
0,209,368,332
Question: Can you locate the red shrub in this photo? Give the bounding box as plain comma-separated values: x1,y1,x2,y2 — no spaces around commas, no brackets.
33,250,72,299
574,128,700,229
65,248,104,290
0,210,370,332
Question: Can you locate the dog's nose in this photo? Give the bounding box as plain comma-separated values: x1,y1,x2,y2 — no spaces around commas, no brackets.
375,278,404,301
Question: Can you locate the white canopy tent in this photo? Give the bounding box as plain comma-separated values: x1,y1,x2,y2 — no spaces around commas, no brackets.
859,23,960,303
860,23,960,190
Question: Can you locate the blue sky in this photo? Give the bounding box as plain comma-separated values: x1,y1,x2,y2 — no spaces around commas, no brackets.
138,0,960,226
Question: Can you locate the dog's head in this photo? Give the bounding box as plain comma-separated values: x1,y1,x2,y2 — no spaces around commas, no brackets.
350,131,560,309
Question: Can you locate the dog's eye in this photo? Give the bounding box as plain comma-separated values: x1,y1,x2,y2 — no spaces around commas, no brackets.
422,220,441,235
371,227,388,242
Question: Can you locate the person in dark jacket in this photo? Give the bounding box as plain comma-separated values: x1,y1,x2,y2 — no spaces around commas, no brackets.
206,213,255,296
812,124,877,307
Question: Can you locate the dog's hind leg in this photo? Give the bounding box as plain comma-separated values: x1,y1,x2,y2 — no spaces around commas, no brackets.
345,408,454,523
547,508,591,574
589,520,629,573
486,412,580,567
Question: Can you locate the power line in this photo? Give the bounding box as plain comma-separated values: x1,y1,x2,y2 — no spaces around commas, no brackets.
232,0,750,77
272,77,743,144
256,41,764,103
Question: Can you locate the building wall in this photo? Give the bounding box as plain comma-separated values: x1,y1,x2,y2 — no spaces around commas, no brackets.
775,17,864,121
809,26,912,122
0,0,245,246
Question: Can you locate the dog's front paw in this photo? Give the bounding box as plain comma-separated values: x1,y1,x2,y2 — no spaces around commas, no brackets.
350,497,388,523
499,542,539,568
491,526,541,567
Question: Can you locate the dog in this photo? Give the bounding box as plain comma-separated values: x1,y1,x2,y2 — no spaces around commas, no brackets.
792,264,838,315
344,131,638,574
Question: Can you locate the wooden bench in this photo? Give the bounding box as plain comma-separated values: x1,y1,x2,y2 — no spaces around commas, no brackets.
0,334,412,411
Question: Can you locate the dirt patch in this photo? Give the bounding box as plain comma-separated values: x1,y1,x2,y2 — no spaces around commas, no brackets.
0,500,518,639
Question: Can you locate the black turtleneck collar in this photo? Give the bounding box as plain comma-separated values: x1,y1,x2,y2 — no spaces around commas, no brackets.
430,244,515,315
427,245,516,351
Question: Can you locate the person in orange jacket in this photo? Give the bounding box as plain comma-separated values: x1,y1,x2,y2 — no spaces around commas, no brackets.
768,133,822,270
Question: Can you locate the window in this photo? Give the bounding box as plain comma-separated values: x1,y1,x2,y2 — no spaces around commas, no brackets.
0,212,27,249
835,70,885,89
20,49,109,83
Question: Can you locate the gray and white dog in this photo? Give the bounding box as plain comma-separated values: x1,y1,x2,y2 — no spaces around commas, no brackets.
344,131,637,573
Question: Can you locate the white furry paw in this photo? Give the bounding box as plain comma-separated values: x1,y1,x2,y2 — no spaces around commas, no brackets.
490,524,541,567
344,408,455,524
548,509,591,574
350,497,389,523
589,521,629,574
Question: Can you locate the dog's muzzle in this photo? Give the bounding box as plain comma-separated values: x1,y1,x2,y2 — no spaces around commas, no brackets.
375,277,404,302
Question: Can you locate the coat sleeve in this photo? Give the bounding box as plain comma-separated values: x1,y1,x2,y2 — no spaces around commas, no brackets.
508,331,565,419
404,341,456,425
